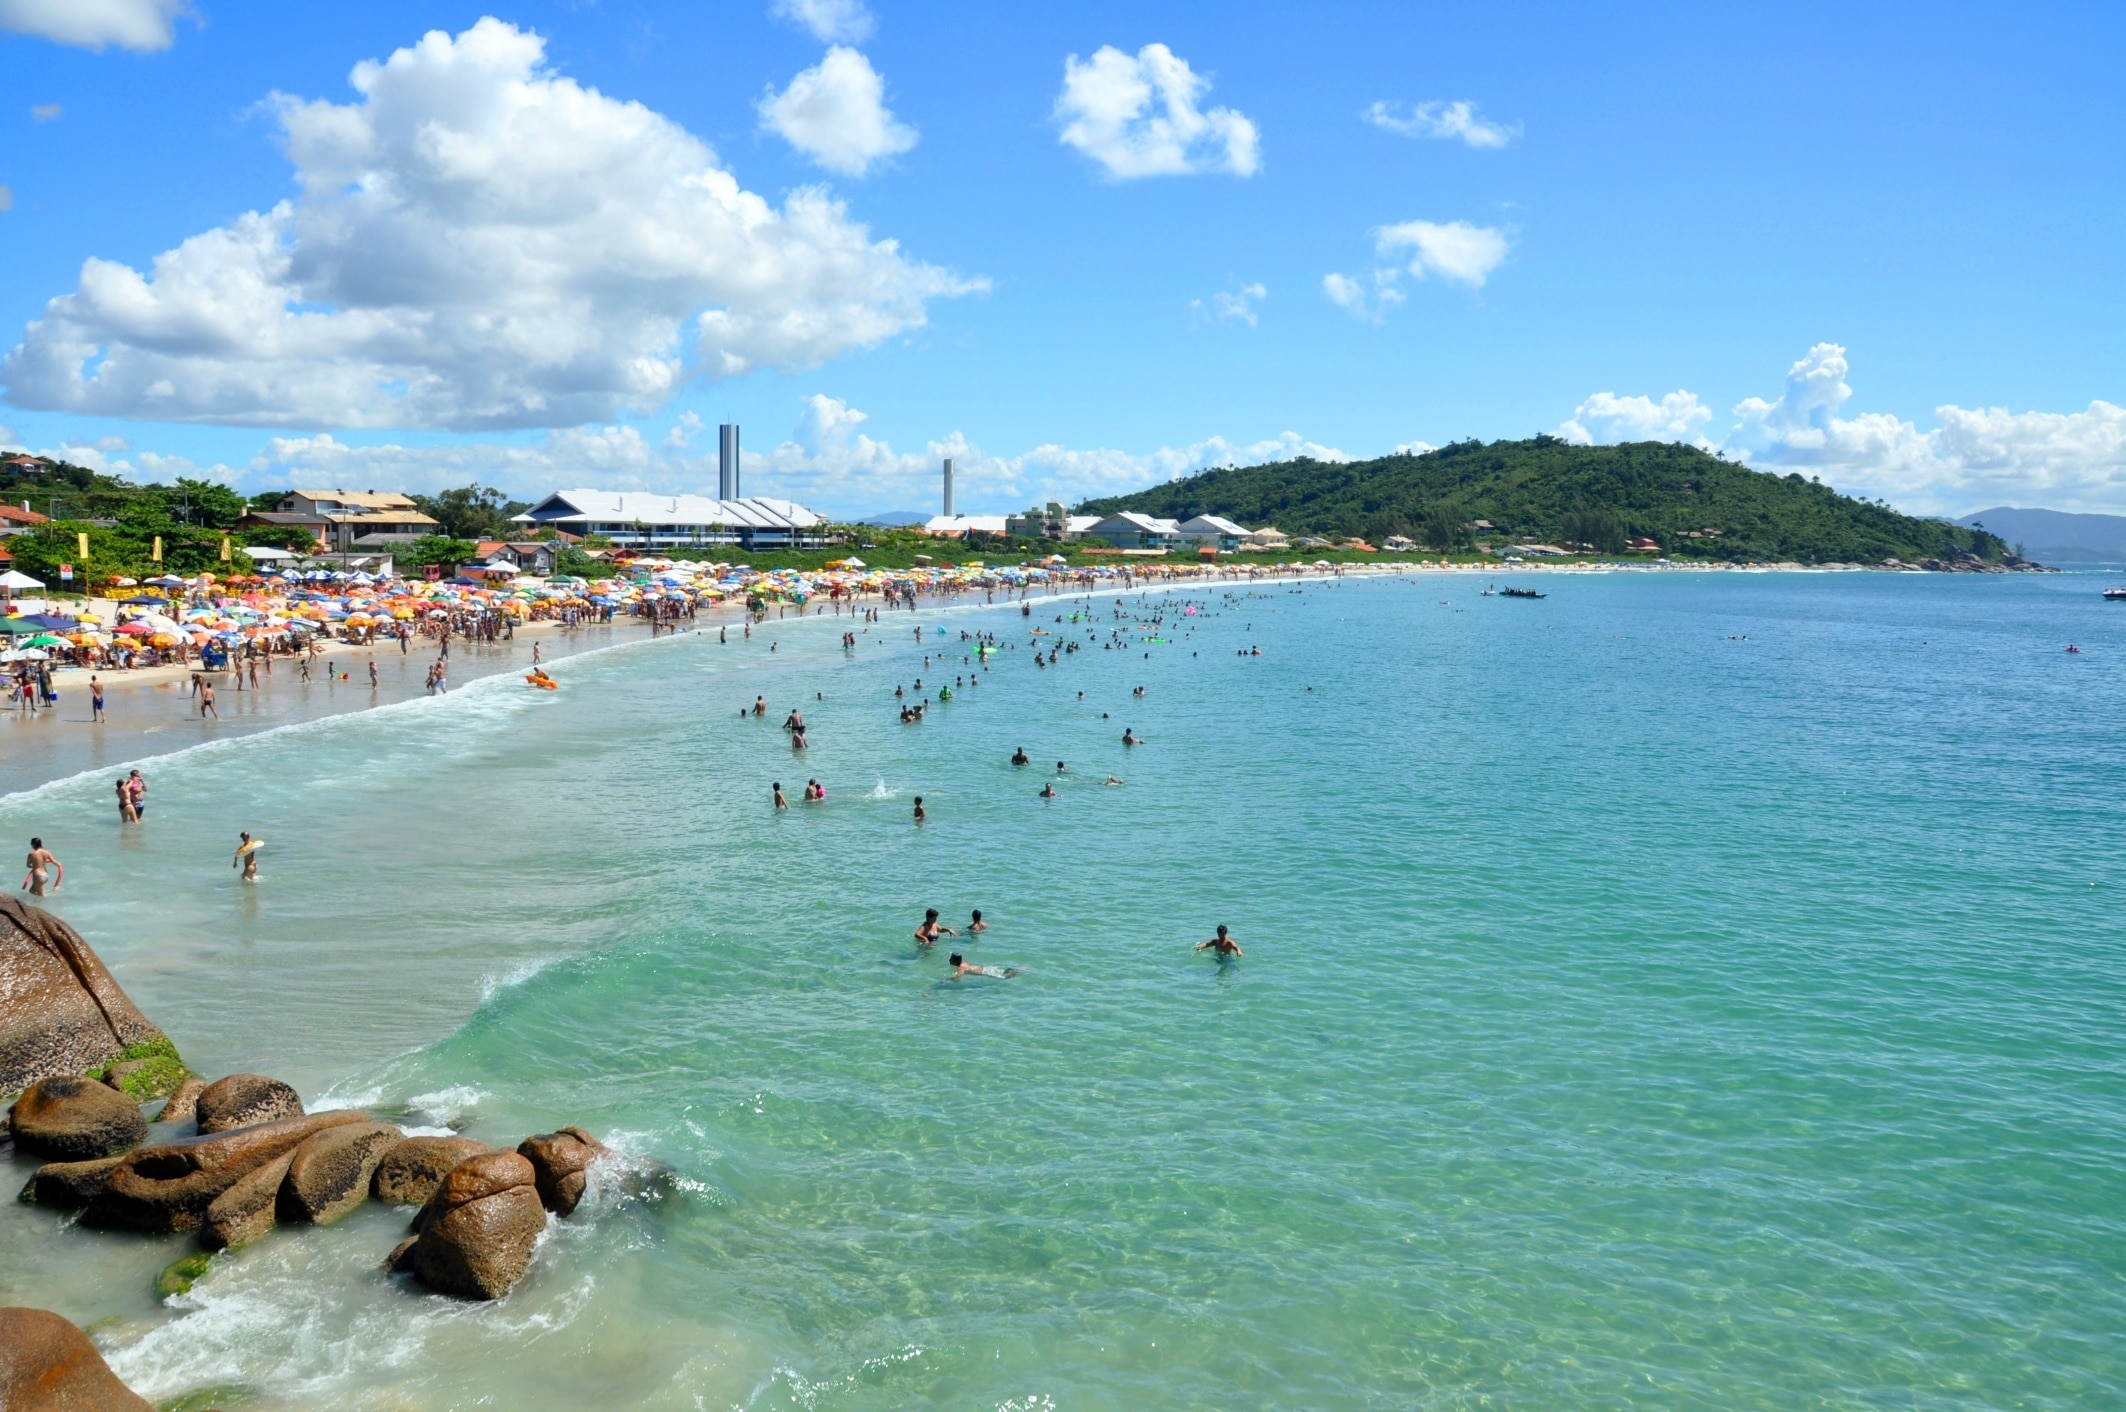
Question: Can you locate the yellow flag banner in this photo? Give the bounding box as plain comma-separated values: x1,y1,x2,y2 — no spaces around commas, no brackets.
152,536,162,563
221,536,232,562
77,532,89,558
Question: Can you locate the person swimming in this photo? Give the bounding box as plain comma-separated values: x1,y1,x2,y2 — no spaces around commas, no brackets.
1039,781,1057,798
969,909,988,932
1011,747,1030,766
1196,924,1242,958
946,952,1014,980
916,908,955,945
1122,728,1142,745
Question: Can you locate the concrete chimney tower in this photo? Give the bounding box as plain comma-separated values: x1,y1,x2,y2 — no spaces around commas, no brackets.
718,424,740,500
942,457,955,518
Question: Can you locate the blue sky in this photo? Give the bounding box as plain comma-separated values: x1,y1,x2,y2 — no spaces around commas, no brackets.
0,0,2120,516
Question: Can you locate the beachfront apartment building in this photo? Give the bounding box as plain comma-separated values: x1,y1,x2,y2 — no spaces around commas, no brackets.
270,489,439,551
512,490,828,550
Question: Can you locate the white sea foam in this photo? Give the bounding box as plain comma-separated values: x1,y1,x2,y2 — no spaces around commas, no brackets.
405,1084,487,1125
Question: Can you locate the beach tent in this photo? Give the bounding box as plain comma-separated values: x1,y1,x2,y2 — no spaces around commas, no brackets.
1,569,45,601
145,574,186,587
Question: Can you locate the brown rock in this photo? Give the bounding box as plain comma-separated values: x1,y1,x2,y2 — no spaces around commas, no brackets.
193,1075,303,1135
7,1077,147,1162
372,1136,492,1207
0,1306,153,1411
83,1109,369,1234
277,1122,402,1226
382,1235,420,1274
199,1150,296,1251
0,899,168,1099
517,1127,609,1217
157,1078,207,1127
19,1155,127,1209
410,1151,547,1299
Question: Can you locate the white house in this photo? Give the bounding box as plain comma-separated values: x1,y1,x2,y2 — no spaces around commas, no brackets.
1085,512,1183,550
511,491,826,550
923,514,1011,537
1176,515,1250,551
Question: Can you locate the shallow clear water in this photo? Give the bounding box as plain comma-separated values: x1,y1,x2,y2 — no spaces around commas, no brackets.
4,572,2123,1410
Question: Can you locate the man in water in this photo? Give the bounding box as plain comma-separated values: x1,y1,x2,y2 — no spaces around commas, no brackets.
773,782,789,810
21,837,63,896
754,695,767,717
1122,728,1142,745
969,910,988,932
1011,747,1030,766
1196,925,1242,958
913,796,926,823
916,908,955,945
232,831,261,883
946,953,1011,980
368,660,379,689
90,675,105,723
1039,781,1057,799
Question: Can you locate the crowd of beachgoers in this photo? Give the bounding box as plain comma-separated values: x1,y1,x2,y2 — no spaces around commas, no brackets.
1,554,1386,689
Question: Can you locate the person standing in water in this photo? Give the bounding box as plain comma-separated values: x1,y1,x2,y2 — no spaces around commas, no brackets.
1196,925,1242,958
90,675,105,723
773,782,789,810
115,777,137,823
127,771,147,819
912,795,926,823
21,838,63,896
916,909,955,946
232,832,261,883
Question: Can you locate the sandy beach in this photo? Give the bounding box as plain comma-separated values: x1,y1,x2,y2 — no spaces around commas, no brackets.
0,617,673,798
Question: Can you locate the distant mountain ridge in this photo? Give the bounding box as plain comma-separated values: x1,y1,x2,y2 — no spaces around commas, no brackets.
1081,437,2024,566
1957,507,2126,563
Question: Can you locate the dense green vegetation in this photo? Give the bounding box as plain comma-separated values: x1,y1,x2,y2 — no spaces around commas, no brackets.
411,483,533,541
1079,437,2016,564
1,455,259,581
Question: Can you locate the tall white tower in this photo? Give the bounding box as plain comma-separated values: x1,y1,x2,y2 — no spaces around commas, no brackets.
942,457,955,518
718,424,740,500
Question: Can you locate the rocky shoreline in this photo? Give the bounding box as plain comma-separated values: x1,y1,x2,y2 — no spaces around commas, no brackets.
0,895,647,1410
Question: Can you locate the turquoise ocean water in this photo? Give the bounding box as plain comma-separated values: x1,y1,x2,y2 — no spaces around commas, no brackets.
3,571,2123,1409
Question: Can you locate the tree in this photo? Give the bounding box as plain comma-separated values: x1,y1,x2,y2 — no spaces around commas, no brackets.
397,534,482,570
411,484,532,541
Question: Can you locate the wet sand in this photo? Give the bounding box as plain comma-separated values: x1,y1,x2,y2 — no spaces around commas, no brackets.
0,619,663,797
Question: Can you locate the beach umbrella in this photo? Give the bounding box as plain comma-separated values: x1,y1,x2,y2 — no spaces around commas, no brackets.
24,634,67,647
145,574,185,587
0,648,49,662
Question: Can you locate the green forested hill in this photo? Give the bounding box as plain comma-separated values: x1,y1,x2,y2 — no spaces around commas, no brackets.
1079,437,2015,564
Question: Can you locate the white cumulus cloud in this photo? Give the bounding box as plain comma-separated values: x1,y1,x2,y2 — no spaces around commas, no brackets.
760,46,917,177
770,0,873,44
1321,271,1404,323
1557,390,1714,447
30,103,62,122
1055,44,1259,180
1192,282,1265,326
0,18,979,433
1561,342,2126,514
1375,219,1511,287
0,0,185,51
1363,100,1518,149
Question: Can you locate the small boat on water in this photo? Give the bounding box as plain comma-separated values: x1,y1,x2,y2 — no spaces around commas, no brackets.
2103,587,2126,600
1500,587,1546,599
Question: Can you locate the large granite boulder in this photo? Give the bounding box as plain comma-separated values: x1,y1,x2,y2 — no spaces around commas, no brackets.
156,1077,206,1127
278,1122,402,1226
373,1136,493,1207
18,1155,128,1209
193,1074,303,1135
0,1306,152,1411
83,1109,369,1234
409,1151,547,1300
517,1127,609,1217
200,1150,297,1252
0,899,167,1099
7,1077,147,1161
